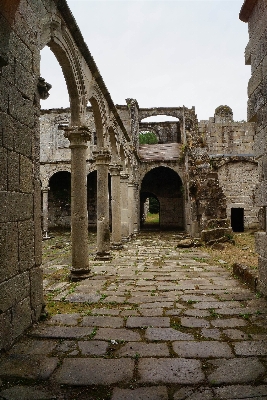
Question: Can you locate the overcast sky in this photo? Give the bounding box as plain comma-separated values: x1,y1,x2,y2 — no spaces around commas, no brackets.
40,0,250,122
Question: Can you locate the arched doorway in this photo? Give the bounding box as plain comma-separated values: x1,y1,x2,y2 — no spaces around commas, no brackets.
140,192,160,229
48,171,71,229
140,167,184,230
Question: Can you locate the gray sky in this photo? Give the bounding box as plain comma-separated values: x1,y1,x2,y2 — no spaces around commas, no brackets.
40,0,250,122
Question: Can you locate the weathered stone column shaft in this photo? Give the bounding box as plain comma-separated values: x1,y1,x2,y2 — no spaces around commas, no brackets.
42,187,49,234
110,164,122,249
120,172,129,241
95,149,111,259
64,127,91,279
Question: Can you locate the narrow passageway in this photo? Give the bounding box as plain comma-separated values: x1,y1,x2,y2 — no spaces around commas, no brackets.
1,232,267,399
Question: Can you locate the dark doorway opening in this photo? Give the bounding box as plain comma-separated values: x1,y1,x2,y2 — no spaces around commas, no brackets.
231,208,244,232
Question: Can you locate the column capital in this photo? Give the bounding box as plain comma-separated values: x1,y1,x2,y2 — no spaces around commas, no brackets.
41,186,50,193
109,163,122,176
120,170,129,180
93,148,111,165
64,126,91,148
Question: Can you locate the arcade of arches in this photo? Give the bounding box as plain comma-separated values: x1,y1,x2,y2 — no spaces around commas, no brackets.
0,0,263,352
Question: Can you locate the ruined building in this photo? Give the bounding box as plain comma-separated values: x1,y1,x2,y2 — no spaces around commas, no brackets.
240,0,267,295
0,0,261,351
40,104,258,242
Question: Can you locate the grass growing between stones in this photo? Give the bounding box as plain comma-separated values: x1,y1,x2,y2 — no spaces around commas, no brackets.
203,230,258,270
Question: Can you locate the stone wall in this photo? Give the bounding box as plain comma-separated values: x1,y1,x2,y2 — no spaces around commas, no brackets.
0,0,45,350
240,0,267,295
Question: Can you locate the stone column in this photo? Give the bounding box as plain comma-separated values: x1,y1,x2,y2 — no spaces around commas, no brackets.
133,183,140,235
128,181,135,238
120,171,129,241
42,186,50,239
110,164,123,249
95,149,112,260
64,126,91,280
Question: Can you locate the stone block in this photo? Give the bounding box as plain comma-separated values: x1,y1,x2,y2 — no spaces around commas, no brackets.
116,342,169,357
18,220,34,271
0,310,13,350
0,271,30,313
8,85,35,128
14,121,33,157
30,266,43,321
12,297,32,338
9,30,33,72
94,328,141,341
255,231,267,258
258,255,267,296
20,155,33,193
7,150,20,192
78,340,108,355
126,316,170,328
145,328,194,341
0,222,19,282
0,386,56,400
0,192,33,223
0,147,7,191
0,77,9,114
248,65,262,97
254,181,267,206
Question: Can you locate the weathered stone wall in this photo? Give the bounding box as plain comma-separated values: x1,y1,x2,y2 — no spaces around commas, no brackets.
217,161,259,229
240,0,267,295
199,111,258,231
0,0,45,350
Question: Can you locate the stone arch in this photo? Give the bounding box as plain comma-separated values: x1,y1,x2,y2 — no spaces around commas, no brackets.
140,166,184,230
139,108,184,122
41,19,91,125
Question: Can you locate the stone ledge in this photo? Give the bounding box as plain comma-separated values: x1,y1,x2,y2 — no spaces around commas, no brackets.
232,263,258,291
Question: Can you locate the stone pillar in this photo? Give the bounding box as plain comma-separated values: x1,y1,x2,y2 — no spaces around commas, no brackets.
42,186,50,239
95,149,112,260
64,126,91,280
134,183,140,234
110,164,123,249
120,171,129,241
128,181,135,238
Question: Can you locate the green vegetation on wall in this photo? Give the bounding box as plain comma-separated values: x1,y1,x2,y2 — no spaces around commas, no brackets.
139,131,158,144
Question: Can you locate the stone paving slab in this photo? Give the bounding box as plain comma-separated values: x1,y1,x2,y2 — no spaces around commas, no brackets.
173,386,214,400
54,358,134,385
111,386,168,400
94,328,141,341
138,358,205,384
81,316,124,328
0,355,58,380
213,384,267,399
115,342,169,357
180,317,210,328
207,358,265,384
145,327,194,341
0,386,56,400
211,318,247,328
46,313,81,326
30,326,95,339
78,340,109,355
234,340,267,356
172,340,233,358
7,339,56,355
126,316,170,328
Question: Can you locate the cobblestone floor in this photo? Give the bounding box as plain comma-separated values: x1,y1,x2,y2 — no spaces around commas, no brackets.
1,231,267,399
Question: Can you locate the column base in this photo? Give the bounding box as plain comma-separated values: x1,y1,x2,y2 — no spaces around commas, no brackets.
69,268,91,281
95,252,112,261
111,242,123,250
